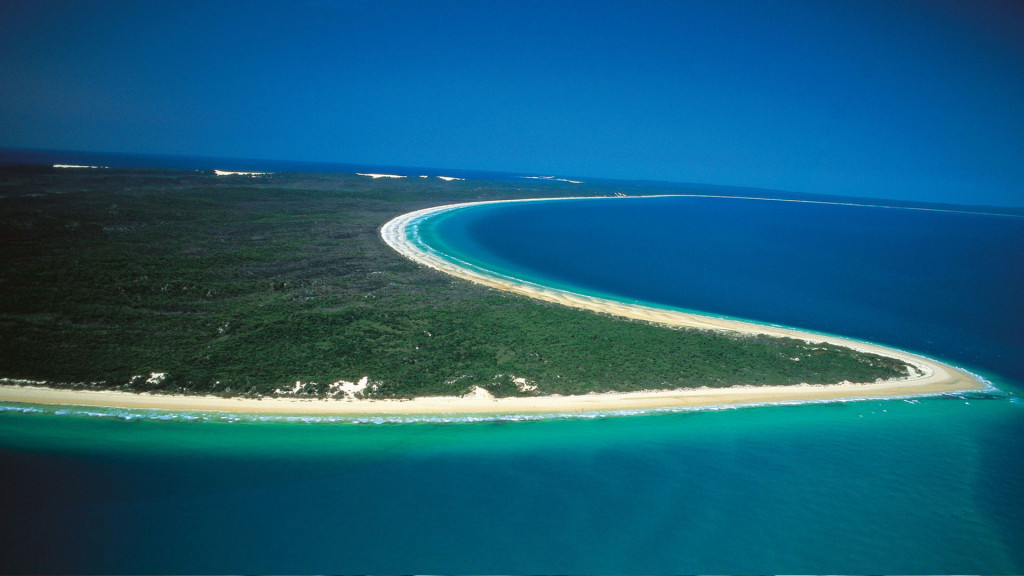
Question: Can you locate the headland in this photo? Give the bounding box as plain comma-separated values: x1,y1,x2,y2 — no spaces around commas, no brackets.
0,196,988,416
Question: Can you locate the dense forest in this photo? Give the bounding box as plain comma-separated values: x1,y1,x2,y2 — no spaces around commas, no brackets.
0,167,910,398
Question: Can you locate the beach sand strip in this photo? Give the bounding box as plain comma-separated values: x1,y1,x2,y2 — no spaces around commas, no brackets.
0,197,988,416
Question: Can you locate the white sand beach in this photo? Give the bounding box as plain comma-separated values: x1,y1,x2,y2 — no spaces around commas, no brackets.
0,371,984,415
214,170,268,177
357,173,406,179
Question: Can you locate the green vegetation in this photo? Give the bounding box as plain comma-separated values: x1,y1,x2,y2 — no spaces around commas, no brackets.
0,166,910,398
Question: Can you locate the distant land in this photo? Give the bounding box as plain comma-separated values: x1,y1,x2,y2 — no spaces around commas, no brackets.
4,147,1022,215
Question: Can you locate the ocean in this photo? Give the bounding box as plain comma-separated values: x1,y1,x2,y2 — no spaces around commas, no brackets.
1,156,1022,573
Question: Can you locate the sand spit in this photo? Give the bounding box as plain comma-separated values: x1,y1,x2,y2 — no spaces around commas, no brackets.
0,196,988,417
377,198,988,400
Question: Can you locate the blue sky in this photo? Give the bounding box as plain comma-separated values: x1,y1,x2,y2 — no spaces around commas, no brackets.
1,0,1022,206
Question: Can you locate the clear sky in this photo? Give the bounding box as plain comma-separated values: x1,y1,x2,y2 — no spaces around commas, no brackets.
1,0,1022,206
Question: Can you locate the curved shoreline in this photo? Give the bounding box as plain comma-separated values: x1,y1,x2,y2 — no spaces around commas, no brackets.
379,197,988,404
0,195,988,416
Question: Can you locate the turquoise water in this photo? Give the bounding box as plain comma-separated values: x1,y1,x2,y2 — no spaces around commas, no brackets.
2,194,1023,573
2,393,1022,574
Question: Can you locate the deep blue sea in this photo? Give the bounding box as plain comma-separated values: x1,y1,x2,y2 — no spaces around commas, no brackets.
1,156,1023,573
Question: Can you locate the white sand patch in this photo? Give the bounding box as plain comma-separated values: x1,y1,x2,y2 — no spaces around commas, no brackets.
127,372,167,387
0,377,49,386
513,376,537,392
275,380,307,395
465,386,494,400
438,176,464,182
214,170,268,177
328,376,370,399
524,175,582,184
357,173,406,179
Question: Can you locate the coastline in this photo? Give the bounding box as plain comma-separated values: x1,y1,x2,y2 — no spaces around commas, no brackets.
0,372,985,415
377,197,988,404
0,196,988,416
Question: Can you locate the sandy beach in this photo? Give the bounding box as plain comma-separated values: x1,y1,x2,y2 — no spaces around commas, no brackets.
0,196,988,416
0,370,985,415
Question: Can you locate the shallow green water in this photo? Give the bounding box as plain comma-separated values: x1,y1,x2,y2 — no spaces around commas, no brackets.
2,387,1021,574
